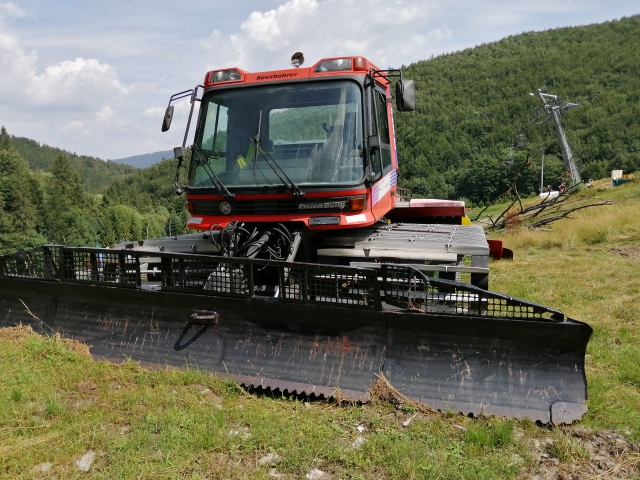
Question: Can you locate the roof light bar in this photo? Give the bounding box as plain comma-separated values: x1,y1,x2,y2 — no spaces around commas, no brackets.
209,69,242,84
314,58,352,73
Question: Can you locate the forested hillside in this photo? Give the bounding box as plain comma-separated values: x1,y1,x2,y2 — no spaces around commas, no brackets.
10,136,137,193
396,15,640,203
0,127,187,253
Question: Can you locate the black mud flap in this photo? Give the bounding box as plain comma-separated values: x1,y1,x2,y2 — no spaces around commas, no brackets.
383,312,591,424
0,278,384,401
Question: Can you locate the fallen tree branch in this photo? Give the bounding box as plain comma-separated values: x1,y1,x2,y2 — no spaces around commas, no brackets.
527,202,613,228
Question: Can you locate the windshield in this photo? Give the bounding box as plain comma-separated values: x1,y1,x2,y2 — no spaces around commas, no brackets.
190,80,364,189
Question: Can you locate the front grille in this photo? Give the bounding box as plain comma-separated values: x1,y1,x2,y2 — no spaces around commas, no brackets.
192,198,351,216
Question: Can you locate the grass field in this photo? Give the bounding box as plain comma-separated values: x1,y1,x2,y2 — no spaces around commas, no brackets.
0,180,639,479
489,180,640,439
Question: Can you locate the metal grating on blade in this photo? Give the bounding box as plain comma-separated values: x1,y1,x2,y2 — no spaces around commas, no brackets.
0,246,565,321
160,256,252,298
0,245,60,280
380,265,564,321
60,248,140,286
279,264,381,309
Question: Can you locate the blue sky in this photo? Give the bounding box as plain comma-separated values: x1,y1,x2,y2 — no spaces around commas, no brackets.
0,0,637,160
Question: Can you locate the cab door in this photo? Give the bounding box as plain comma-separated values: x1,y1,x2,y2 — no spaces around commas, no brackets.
369,85,396,219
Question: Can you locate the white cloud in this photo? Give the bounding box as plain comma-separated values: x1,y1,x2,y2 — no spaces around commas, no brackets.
25,57,130,109
0,31,37,94
238,0,319,48
0,5,152,158
204,0,441,73
143,106,165,119
0,2,26,22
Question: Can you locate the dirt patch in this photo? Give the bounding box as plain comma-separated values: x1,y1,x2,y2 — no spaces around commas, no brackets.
522,428,640,479
76,381,99,393
609,244,640,259
191,384,224,404
201,452,258,478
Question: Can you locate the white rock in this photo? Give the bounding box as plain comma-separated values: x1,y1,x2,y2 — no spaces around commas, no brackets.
259,453,282,466
356,425,366,433
269,468,285,479
306,468,332,479
402,415,416,428
352,436,366,449
32,462,53,473
75,451,96,472
229,427,251,439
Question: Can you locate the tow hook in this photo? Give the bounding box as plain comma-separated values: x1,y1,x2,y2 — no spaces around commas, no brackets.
190,310,219,324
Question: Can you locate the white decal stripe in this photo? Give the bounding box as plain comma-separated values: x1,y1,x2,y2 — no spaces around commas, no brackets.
372,171,393,206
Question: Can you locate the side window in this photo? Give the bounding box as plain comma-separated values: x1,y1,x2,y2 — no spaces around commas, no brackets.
371,88,392,179
191,100,228,186
201,102,228,153
375,90,390,145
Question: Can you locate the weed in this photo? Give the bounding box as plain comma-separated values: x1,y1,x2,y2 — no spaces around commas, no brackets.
10,388,22,402
400,405,417,413
465,421,514,449
618,348,640,388
44,394,64,418
547,433,591,462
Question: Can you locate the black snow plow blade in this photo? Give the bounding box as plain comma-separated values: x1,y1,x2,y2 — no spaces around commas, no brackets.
0,246,591,424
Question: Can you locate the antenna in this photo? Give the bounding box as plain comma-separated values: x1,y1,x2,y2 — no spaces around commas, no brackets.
529,89,581,185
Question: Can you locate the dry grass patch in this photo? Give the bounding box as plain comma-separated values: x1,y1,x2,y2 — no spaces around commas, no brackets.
0,324,37,341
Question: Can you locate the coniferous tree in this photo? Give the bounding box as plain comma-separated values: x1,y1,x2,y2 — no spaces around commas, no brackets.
0,126,11,151
0,127,47,253
45,154,99,245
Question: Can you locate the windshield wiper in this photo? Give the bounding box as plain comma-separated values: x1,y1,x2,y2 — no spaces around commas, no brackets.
191,145,235,199
251,112,305,198
252,138,305,198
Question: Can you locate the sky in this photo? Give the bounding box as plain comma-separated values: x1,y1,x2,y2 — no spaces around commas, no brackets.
0,0,637,160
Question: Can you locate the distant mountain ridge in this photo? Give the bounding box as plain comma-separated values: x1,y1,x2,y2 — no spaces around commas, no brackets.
111,150,174,169
9,135,138,194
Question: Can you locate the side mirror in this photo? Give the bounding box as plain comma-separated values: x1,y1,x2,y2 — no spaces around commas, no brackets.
396,79,416,112
161,105,174,132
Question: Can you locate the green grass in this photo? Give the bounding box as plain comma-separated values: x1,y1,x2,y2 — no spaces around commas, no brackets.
490,179,640,441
